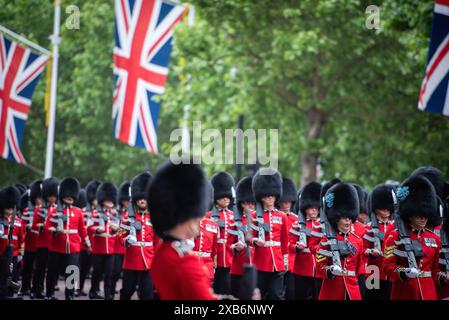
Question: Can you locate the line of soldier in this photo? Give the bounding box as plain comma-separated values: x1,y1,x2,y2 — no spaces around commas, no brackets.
1,164,449,300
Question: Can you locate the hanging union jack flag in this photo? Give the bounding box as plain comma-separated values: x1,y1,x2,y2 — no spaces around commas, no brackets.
113,0,185,154
0,33,48,164
418,0,449,115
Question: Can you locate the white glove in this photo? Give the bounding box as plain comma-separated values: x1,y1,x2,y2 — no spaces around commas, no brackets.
17,255,23,263
405,267,419,279
330,265,343,276
125,235,137,245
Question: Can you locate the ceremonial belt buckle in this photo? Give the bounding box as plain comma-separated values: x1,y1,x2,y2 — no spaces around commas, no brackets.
62,229,77,234
264,241,281,247
132,241,153,247
419,271,432,278
341,270,356,277
217,239,226,244
195,251,211,258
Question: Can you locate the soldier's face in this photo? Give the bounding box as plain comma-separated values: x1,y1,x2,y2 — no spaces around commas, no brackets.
306,207,319,220
261,196,275,208
375,209,390,220
216,197,230,209
121,200,129,209
47,195,57,204
280,201,292,213
410,216,428,229
103,200,114,209
337,217,352,233
136,199,147,210
63,197,74,205
92,199,98,207
3,208,13,219
35,198,42,206
358,213,368,224
241,201,255,212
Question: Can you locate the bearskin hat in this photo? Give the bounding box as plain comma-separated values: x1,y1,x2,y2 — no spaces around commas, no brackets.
252,168,282,201
117,181,131,204
298,181,322,213
206,180,214,211
397,175,439,226
280,177,297,203
85,180,101,204
15,183,27,196
320,178,341,200
410,166,449,200
29,180,42,205
59,177,80,202
97,182,117,206
19,192,29,211
352,184,368,214
236,176,254,216
324,183,359,224
0,186,20,210
131,172,152,203
42,177,59,200
75,189,87,209
211,172,235,201
148,159,209,239
370,184,395,213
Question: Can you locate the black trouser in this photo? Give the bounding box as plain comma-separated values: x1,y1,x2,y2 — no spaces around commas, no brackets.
111,254,124,295
257,271,284,300
120,269,153,300
365,279,391,300
230,274,241,299
79,249,92,292
0,253,10,299
294,274,322,300
358,274,366,299
283,271,294,300
213,267,231,295
21,251,35,293
46,251,79,299
90,254,113,298
32,248,48,295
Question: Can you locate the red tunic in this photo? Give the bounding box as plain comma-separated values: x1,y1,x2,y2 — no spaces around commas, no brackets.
32,204,56,249
383,227,440,300
289,219,324,278
0,218,24,257
316,231,364,300
113,209,128,255
284,211,297,271
120,211,154,271
205,209,234,268
22,206,39,253
363,219,395,280
352,220,367,275
226,214,254,276
151,240,217,300
87,209,118,255
193,217,218,280
45,206,89,254
251,209,289,272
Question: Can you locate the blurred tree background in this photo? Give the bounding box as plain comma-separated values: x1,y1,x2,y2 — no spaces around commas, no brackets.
0,0,447,189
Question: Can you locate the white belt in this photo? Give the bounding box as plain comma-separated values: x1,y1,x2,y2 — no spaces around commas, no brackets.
131,241,153,247
195,252,211,258
30,230,40,235
419,271,432,278
340,270,356,277
302,248,311,253
61,229,77,234
264,241,281,247
217,239,226,244
0,235,17,240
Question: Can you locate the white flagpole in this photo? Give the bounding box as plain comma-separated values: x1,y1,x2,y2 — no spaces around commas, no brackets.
44,0,61,178
0,25,50,56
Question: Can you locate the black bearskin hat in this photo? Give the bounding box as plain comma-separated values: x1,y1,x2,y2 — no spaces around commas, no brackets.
0,186,20,210
298,181,322,214
131,172,152,203
252,168,282,201
148,159,209,239
75,189,87,209
411,166,449,200
15,183,27,196
42,177,59,200
352,184,368,214
320,178,341,200
370,184,395,213
97,182,118,206
236,176,254,216
211,172,235,201
59,177,80,202
280,177,297,203
29,180,42,205
19,192,29,211
397,175,439,226
324,183,359,224
118,181,131,204
86,180,101,204
206,180,214,211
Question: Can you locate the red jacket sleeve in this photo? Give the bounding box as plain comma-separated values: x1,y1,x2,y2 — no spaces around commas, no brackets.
382,230,402,281
281,214,289,255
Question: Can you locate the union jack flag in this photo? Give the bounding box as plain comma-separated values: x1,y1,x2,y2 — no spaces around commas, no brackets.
113,0,185,154
419,0,449,115
0,33,48,164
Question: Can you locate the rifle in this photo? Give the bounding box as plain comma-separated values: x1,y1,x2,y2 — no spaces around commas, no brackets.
22,189,34,227
228,187,246,244
252,202,269,242
119,203,141,243
440,228,449,277
294,192,310,248
54,197,67,233
239,207,257,300
391,190,423,270
363,210,383,254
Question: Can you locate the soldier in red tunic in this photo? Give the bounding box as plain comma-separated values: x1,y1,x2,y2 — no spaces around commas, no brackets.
88,182,118,300
278,177,297,300
45,177,91,300
206,172,235,295
290,181,323,300
18,180,42,297
193,216,218,282
111,181,130,299
119,172,155,300
227,176,255,299
383,175,446,300
31,177,59,299
316,183,364,300
149,159,217,300
251,168,289,300
363,184,395,300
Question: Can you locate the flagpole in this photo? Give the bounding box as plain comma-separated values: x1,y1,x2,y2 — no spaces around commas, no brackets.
44,0,61,178
0,25,50,56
